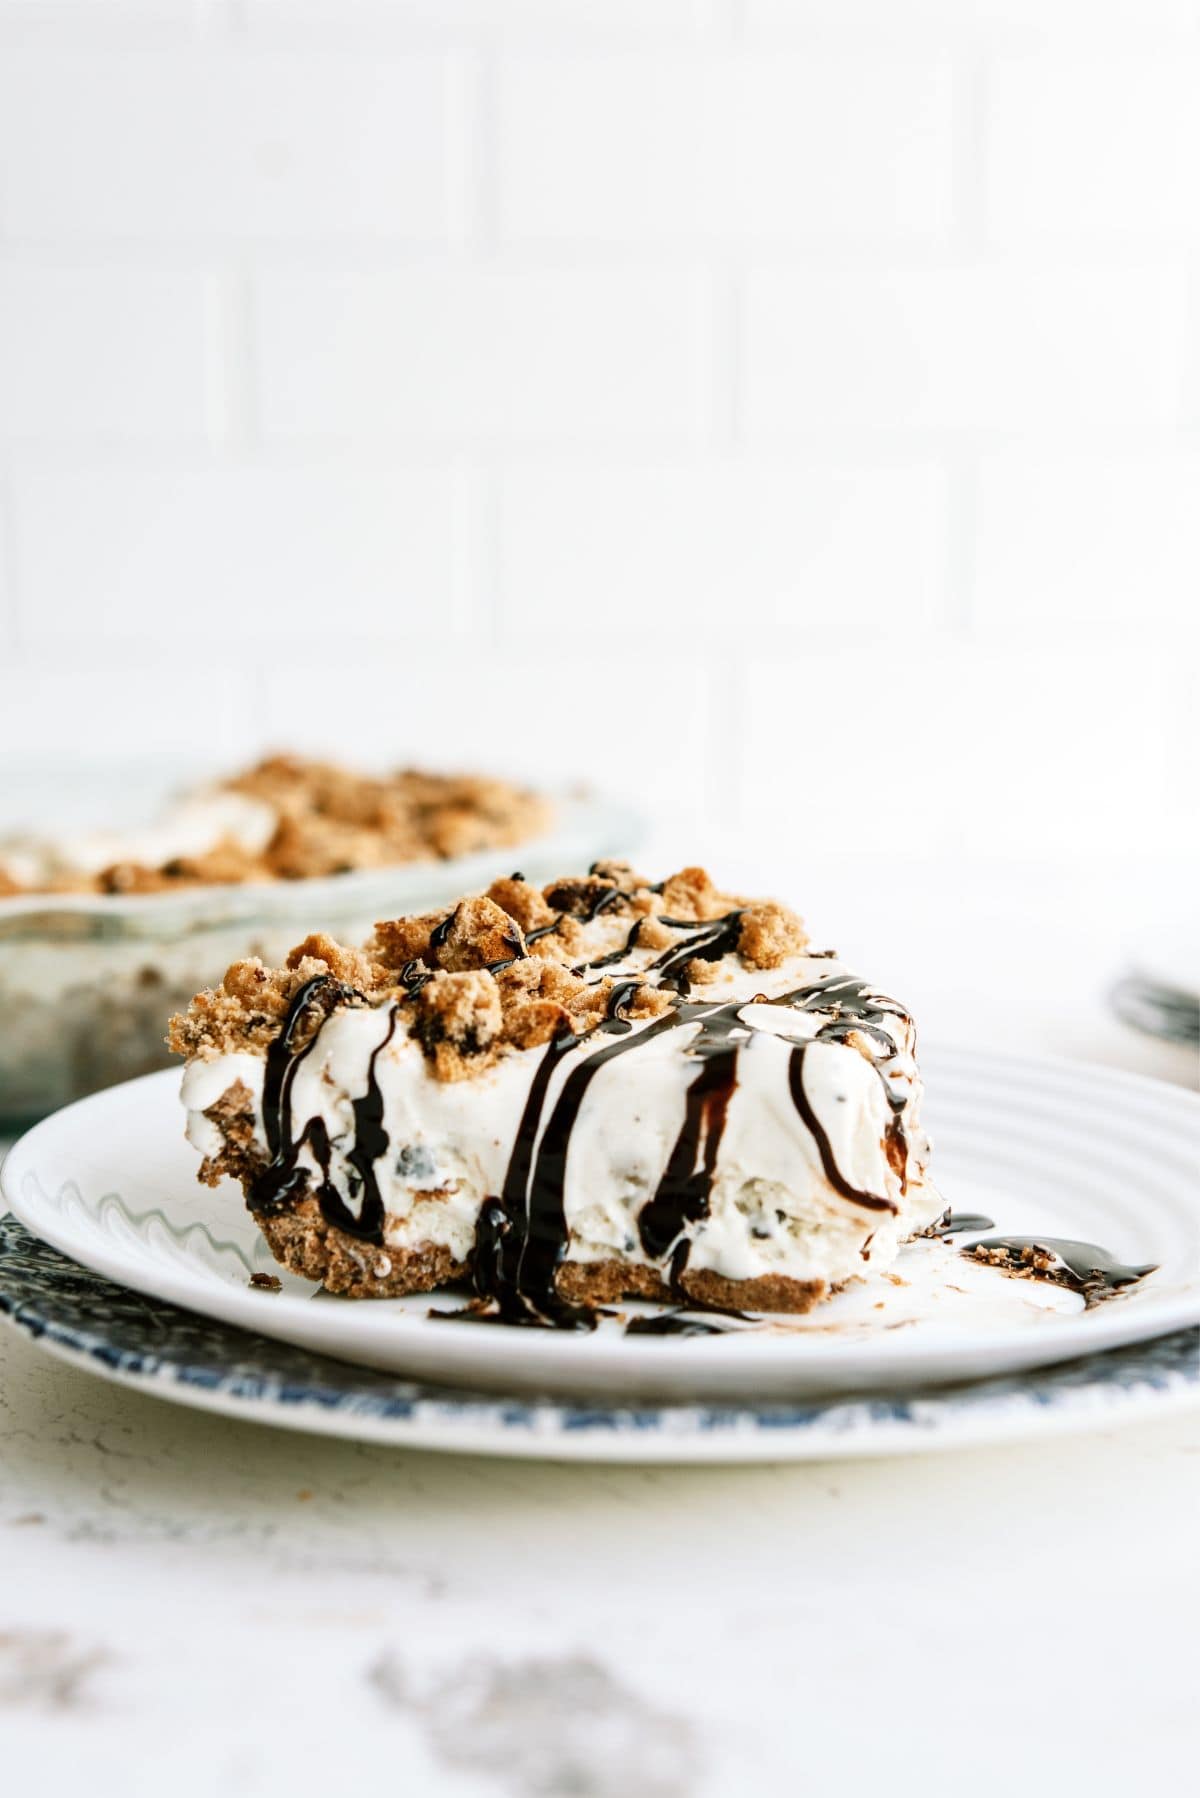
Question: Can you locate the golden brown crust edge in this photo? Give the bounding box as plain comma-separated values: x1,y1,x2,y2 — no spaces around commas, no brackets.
210,1112,826,1313
258,1203,468,1298
258,1201,826,1314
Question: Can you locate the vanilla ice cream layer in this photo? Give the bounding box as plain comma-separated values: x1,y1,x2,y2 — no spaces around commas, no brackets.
181,949,939,1296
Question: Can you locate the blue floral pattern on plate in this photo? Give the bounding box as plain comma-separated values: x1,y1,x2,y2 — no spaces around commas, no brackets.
0,1215,1196,1459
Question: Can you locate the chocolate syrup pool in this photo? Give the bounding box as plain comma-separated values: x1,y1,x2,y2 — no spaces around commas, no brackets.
964,1236,1158,1308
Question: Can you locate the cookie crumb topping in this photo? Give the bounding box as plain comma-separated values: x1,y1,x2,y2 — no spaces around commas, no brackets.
170,865,811,1084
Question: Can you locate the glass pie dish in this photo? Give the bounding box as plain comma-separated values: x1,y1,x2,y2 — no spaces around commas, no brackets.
0,763,639,1127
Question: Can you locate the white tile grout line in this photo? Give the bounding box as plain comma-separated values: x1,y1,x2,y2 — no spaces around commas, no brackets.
1179,257,1200,429
457,458,499,650
4,432,1200,470
944,451,979,643
711,0,747,41
454,47,499,262
950,39,990,262
205,0,245,39
204,270,257,453
709,263,744,452
706,655,743,834
0,465,19,658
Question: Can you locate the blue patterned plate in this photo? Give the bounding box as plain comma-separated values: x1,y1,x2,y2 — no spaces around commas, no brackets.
4,1052,1199,1403
0,1216,1195,1462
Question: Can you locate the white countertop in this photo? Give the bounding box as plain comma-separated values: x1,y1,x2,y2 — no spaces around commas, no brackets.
1,852,1197,1795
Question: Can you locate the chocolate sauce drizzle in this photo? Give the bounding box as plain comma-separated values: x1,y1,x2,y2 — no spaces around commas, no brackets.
485,927,528,975
624,1310,730,1337
782,975,916,1197
470,1023,592,1327
460,974,914,1329
524,921,562,945
254,973,413,1242
398,959,432,997
780,976,911,1087
473,991,686,1329
645,911,745,995
636,1010,744,1265
572,916,646,975
787,1045,896,1215
923,1209,996,1238
428,909,456,953
254,975,365,1224
339,1006,399,1242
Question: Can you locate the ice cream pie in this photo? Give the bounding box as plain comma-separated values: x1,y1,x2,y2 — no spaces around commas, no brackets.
172,863,941,1325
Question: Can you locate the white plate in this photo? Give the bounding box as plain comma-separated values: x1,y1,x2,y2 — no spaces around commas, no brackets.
1,1216,1195,1462
3,1048,1198,1403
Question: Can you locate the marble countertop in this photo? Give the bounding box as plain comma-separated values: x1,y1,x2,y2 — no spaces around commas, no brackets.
1,850,1197,1796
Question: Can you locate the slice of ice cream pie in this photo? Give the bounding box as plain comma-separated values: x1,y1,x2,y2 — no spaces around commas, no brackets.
171,864,940,1326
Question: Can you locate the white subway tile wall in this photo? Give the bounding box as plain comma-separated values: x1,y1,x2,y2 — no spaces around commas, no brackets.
0,265,209,440
253,269,712,443
0,0,1195,860
496,53,956,245
13,463,466,643
0,49,456,243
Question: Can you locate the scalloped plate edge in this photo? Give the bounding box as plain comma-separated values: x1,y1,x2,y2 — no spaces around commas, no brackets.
3,1263,1196,1463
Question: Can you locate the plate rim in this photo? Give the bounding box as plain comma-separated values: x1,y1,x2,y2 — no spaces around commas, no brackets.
15,1323,1200,1463
2,1046,1198,1397
2,1219,1197,1464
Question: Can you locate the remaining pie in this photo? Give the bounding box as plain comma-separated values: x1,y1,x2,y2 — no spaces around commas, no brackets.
171,863,940,1325
0,753,552,896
